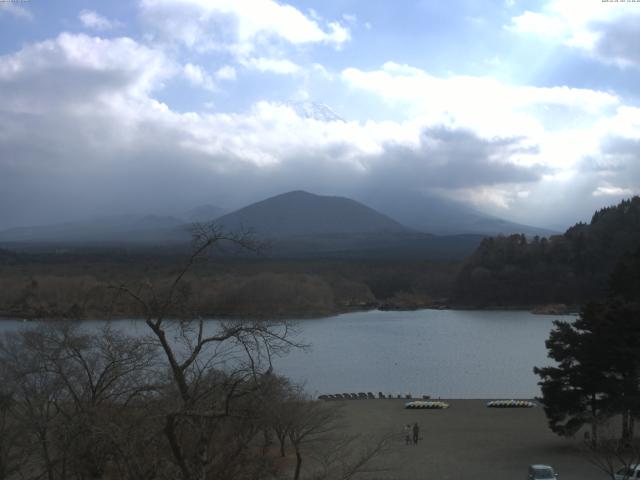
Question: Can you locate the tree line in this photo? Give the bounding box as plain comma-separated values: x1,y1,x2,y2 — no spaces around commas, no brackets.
0,251,458,321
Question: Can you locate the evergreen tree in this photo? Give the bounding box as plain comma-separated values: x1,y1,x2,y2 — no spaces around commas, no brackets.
536,248,640,442
534,303,614,442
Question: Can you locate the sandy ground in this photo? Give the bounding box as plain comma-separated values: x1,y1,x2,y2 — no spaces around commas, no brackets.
334,399,605,480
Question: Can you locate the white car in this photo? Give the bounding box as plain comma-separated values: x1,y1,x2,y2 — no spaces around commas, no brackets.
527,464,558,479
615,465,640,479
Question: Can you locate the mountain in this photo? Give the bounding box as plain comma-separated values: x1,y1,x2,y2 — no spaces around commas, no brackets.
0,192,488,260
181,205,226,223
213,191,484,259
0,214,186,244
360,192,556,236
215,190,408,237
286,101,345,122
453,196,640,307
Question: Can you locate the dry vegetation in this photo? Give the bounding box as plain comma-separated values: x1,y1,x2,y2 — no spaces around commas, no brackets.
0,249,460,320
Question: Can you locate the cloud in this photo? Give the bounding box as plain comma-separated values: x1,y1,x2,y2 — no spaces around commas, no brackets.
593,185,634,197
342,13,357,24
183,63,216,90
0,28,638,230
343,62,618,116
78,10,122,31
507,0,640,68
367,127,545,190
506,10,565,37
591,16,640,68
339,60,640,215
0,3,33,20
241,57,301,75
0,33,551,228
0,33,174,113
139,0,350,54
341,61,618,164
215,65,236,81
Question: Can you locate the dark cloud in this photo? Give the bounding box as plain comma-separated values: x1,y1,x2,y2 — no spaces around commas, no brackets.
364,127,544,190
0,107,547,229
591,16,640,67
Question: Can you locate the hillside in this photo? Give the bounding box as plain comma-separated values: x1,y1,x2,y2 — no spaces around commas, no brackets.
215,190,409,236
211,191,485,259
0,215,186,244
180,205,226,223
453,196,640,307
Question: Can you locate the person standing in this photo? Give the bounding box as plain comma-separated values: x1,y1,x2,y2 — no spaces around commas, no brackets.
412,422,420,445
404,424,411,445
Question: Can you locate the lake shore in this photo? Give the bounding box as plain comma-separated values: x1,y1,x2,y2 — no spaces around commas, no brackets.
335,398,602,480
0,302,578,322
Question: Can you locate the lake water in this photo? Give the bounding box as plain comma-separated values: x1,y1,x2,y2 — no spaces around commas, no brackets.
0,309,565,399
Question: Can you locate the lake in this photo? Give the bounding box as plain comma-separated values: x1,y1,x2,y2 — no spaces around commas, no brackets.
0,309,565,399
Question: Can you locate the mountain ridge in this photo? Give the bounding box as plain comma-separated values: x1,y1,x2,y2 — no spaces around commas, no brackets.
0,190,555,260
214,190,409,237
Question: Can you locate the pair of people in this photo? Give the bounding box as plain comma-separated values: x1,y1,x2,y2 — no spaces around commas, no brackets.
404,422,420,445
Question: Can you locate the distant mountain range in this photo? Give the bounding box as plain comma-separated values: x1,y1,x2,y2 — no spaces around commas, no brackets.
181,204,227,223
0,214,185,244
359,191,556,237
0,190,555,259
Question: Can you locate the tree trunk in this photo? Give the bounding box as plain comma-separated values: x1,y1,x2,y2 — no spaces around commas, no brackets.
197,432,209,480
164,414,192,480
590,394,598,447
293,447,302,480
262,429,272,456
622,409,631,443
39,430,55,480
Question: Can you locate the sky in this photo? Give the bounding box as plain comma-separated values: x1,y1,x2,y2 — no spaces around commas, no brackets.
0,0,639,230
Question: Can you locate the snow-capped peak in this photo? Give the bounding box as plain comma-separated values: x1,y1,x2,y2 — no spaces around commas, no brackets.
286,101,345,122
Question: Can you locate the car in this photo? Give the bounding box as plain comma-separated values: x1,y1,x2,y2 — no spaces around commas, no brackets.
614,465,640,479
527,464,558,479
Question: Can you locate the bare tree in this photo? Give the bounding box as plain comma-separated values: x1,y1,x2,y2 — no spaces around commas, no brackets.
309,433,393,480
0,222,390,480
583,419,640,480
111,223,304,480
0,322,160,480
0,390,26,480
285,396,393,480
287,399,340,480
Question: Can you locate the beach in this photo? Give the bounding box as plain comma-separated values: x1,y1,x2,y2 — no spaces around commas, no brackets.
336,399,604,480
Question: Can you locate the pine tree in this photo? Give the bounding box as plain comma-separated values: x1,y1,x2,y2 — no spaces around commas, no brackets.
536,248,640,442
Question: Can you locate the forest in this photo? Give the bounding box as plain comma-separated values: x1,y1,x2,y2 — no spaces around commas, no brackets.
453,197,640,308
0,248,457,320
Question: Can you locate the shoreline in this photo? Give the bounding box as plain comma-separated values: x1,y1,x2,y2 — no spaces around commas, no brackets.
0,303,577,322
